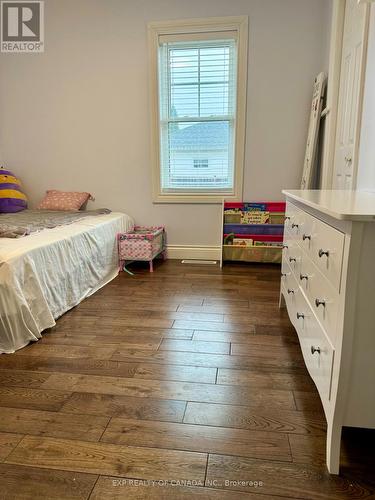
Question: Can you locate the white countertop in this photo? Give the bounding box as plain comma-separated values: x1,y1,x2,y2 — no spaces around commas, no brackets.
282,190,375,221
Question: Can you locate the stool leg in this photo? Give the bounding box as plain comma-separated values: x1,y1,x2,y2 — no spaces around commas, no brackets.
149,260,153,273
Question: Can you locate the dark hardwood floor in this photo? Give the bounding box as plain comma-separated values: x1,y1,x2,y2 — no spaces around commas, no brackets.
0,260,374,499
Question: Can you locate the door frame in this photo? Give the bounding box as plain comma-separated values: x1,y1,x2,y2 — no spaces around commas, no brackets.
321,0,372,189
321,0,345,189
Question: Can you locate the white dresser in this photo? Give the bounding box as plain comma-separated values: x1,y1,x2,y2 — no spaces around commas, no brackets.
280,189,375,474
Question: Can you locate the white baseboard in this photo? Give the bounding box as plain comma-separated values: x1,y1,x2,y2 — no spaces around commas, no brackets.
167,245,221,260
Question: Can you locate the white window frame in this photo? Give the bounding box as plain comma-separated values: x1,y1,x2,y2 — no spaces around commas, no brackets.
148,16,248,204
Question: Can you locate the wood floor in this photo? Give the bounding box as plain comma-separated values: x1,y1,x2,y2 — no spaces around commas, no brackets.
0,260,374,499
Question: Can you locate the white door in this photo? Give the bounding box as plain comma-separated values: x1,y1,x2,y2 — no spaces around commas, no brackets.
333,0,369,189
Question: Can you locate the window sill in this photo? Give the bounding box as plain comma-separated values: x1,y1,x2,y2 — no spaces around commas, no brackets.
152,193,242,204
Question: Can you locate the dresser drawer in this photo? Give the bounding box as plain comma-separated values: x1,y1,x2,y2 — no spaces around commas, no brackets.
299,257,339,344
294,291,335,403
285,202,304,240
281,261,302,329
282,234,302,279
299,214,345,291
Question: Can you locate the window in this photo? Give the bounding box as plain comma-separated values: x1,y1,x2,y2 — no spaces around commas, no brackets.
149,17,248,203
193,159,209,169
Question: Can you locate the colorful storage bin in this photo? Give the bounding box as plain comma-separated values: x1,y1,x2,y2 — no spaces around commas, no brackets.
117,226,166,273
221,200,286,266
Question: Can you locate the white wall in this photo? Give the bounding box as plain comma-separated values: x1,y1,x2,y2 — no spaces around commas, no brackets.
357,5,375,193
322,0,334,72
0,0,331,247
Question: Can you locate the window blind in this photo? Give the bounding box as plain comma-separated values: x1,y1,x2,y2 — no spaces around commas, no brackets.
158,37,237,192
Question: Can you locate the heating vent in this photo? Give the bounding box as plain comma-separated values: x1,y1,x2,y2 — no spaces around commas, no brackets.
181,260,217,265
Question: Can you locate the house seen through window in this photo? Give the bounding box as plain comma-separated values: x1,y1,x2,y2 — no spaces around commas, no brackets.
193,159,209,169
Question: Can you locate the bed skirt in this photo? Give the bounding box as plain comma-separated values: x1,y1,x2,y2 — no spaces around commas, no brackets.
0,212,133,354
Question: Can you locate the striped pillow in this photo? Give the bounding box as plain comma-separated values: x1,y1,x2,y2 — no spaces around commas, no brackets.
0,168,27,213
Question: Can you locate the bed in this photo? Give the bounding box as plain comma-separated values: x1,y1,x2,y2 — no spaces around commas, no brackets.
0,211,134,354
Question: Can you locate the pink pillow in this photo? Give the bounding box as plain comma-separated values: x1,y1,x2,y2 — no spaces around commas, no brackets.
37,190,93,211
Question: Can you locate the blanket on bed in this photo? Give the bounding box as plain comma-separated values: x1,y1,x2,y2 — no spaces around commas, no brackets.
0,208,111,238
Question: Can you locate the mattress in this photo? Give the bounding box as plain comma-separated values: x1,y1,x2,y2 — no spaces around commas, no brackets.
0,212,133,354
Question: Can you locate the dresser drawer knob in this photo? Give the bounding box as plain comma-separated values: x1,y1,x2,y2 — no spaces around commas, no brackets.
289,257,297,263
318,249,330,258
300,274,309,281
302,234,311,241
285,216,291,221
291,223,299,229
315,298,326,308
287,289,295,295
282,244,288,249
311,345,321,355
296,312,304,320
281,273,287,278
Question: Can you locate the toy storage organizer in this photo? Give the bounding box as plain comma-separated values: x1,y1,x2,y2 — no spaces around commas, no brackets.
118,226,166,273
220,201,286,266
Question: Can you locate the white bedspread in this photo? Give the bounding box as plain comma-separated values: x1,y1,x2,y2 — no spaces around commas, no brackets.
0,212,133,354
